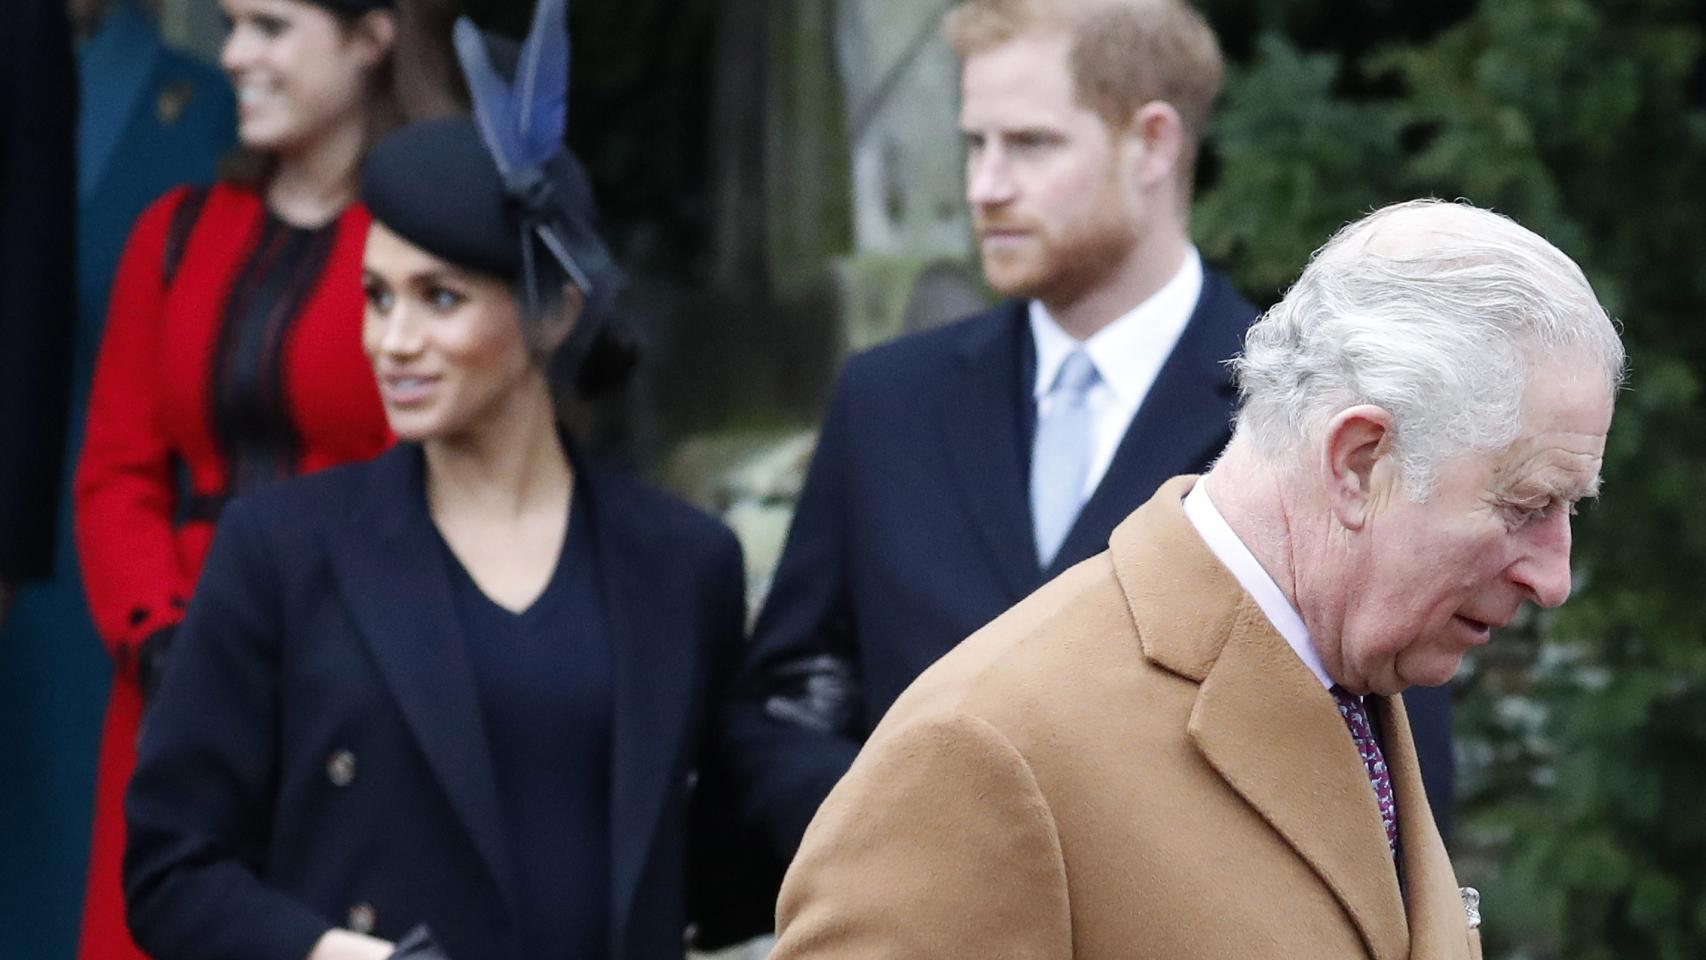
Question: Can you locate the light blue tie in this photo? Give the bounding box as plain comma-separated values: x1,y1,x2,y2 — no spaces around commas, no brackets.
1031,348,1101,567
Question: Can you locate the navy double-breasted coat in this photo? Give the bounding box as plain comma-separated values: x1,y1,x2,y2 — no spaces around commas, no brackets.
124,442,752,960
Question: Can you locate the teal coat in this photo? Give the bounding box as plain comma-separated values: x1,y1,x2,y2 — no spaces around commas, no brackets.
0,8,233,957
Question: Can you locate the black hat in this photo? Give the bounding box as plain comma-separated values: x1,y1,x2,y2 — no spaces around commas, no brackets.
361,118,614,292
359,0,620,323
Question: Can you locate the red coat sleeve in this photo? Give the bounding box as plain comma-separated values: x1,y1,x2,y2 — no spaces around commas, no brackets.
74,187,197,665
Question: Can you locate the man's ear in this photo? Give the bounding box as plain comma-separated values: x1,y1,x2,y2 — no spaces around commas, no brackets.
1121,100,1184,190
1319,405,1394,531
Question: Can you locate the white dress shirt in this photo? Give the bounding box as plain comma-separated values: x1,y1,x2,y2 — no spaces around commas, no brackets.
1183,478,1334,690
1030,247,1204,501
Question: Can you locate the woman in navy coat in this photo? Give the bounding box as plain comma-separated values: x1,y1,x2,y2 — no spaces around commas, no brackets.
122,5,753,958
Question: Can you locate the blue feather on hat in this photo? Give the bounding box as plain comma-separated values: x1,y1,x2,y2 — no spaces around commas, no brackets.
452,0,594,296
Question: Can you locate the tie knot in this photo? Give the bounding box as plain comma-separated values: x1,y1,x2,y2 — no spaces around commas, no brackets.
1050,349,1100,398
1331,685,1362,713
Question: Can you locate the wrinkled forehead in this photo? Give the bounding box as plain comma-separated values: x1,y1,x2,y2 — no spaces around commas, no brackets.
1517,351,1617,434
1489,367,1614,494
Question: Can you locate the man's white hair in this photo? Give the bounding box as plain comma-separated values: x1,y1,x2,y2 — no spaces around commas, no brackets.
1232,199,1626,497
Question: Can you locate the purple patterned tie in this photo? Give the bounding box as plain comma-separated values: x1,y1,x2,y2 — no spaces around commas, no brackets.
1332,687,1398,855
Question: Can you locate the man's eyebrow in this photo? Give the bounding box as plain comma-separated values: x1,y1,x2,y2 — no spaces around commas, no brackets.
1505,471,1603,503
1578,473,1604,500
960,124,1063,139
1546,473,1603,501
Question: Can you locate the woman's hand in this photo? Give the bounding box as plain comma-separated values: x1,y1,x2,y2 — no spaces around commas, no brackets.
307,929,395,960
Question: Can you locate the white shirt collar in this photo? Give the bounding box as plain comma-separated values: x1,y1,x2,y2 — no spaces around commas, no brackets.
1030,247,1203,404
1182,478,1334,690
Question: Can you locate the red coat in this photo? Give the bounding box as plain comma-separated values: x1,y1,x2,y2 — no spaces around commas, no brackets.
73,182,391,960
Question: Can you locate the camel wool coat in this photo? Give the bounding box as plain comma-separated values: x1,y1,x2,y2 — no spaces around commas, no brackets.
772,475,1482,960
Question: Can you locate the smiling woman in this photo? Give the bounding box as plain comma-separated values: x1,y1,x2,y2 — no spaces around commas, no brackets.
220,0,390,170
70,3,462,959
359,223,567,448
117,2,766,959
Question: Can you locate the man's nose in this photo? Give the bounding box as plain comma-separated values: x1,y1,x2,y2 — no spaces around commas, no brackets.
966,149,1016,207
1512,511,1573,608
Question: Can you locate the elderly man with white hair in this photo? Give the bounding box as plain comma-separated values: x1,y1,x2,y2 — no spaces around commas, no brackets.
768,199,1625,960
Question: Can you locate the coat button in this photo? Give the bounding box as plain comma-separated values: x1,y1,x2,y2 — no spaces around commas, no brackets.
683,769,700,792
683,921,701,946
327,750,357,787
348,902,377,934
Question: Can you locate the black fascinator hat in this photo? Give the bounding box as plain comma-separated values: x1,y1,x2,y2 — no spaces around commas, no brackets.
360,0,626,388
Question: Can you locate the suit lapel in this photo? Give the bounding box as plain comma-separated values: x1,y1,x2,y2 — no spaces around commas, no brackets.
1049,272,1245,576
1382,698,1474,960
940,301,1044,598
587,468,699,952
324,446,519,915
1113,477,1408,960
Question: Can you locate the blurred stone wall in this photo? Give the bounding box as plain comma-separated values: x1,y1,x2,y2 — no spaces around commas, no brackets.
835,0,966,258
830,0,976,352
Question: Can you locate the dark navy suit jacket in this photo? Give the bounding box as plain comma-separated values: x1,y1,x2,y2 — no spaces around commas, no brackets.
124,443,757,960
728,270,1454,860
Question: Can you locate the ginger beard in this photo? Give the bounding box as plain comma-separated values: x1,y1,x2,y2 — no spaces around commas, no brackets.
974,165,1141,307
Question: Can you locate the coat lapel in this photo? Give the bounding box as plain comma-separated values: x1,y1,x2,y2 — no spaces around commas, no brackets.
1113,477,1408,960
940,301,1044,598
587,467,700,953
324,446,519,916
1190,618,1410,960
1049,272,1245,576
1383,699,1475,960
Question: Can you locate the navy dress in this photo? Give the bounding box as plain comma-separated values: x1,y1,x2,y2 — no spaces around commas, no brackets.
439,491,612,958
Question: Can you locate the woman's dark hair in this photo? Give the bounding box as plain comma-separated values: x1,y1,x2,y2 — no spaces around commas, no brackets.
220,0,467,186
517,265,638,402
515,267,639,460
569,321,640,400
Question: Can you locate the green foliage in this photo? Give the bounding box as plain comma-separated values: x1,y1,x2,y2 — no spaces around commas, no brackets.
1197,2,1706,956
1194,35,1407,299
